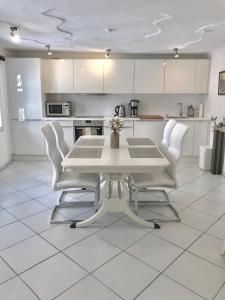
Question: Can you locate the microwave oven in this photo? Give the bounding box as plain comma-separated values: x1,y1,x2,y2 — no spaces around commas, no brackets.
46,101,72,117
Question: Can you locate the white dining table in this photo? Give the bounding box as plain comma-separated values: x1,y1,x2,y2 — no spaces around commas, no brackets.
62,135,170,229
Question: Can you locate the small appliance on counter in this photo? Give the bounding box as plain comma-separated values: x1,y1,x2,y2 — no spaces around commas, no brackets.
115,105,125,117
46,101,72,117
128,99,140,118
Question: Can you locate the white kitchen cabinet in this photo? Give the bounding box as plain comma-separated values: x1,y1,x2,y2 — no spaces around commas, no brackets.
104,60,134,93
164,60,196,94
193,121,209,156
74,59,104,93
194,59,210,93
11,120,45,155
6,58,42,119
134,60,165,93
133,121,165,145
43,59,74,93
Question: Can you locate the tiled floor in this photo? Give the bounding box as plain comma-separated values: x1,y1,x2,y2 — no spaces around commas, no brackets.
0,159,225,299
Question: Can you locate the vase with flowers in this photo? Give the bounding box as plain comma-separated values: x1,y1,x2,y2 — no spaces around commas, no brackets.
107,116,124,148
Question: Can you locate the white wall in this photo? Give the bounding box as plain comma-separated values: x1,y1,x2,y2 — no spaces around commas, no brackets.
0,55,11,169
45,93,206,117
205,45,225,172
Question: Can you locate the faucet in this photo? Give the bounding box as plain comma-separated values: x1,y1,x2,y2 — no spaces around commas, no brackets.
177,102,183,117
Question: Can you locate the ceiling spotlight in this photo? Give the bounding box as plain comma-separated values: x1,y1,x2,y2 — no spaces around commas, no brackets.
173,48,180,58
10,26,20,43
46,45,52,56
105,49,111,58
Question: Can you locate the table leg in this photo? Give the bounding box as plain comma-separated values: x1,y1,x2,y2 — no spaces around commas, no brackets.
71,174,157,229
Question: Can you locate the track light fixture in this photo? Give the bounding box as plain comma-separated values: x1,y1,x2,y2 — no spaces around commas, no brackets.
10,26,20,43
105,49,111,58
173,47,180,58
46,44,52,55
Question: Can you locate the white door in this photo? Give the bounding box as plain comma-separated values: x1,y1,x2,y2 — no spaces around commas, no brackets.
193,121,210,156
133,121,166,145
12,120,45,155
164,60,196,93
134,60,165,93
194,59,210,94
42,59,74,93
6,58,42,119
74,59,104,93
104,59,134,93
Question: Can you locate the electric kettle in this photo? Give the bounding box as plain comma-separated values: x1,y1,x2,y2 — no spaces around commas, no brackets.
115,105,125,117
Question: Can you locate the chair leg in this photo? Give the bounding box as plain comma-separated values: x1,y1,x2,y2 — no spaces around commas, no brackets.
129,186,181,223
50,188,98,225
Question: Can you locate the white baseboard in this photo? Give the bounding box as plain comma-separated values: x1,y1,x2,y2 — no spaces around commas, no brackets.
0,157,12,171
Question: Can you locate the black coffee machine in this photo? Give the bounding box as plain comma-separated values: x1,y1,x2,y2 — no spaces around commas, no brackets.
128,99,140,117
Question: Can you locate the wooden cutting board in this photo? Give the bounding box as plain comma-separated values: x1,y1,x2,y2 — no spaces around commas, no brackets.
139,115,164,120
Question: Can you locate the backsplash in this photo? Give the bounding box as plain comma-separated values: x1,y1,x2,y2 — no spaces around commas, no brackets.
45,93,207,117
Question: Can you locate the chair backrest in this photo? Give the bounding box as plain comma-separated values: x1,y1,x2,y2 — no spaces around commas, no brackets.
41,123,62,190
51,120,69,158
166,123,189,185
160,119,177,153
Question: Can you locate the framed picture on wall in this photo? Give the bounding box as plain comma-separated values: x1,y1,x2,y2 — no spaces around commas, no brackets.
218,71,225,95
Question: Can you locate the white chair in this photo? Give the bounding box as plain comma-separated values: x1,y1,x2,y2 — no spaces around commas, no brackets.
41,123,100,225
129,123,189,223
51,120,69,158
160,119,176,154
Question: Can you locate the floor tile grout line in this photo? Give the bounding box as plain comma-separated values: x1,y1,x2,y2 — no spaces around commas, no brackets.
212,281,225,300
1,161,225,299
17,274,42,300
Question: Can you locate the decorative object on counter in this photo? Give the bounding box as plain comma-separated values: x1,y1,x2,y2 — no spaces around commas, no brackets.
107,116,124,148
199,104,204,117
218,71,225,95
115,104,125,117
187,104,194,117
210,116,225,174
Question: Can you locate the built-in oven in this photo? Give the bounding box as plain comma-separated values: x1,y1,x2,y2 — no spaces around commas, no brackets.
74,119,104,142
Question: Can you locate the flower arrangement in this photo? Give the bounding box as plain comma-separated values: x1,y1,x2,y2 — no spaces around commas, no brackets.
211,116,225,130
107,116,124,133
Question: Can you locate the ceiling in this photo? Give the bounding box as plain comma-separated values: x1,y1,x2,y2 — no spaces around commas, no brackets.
1,0,225,54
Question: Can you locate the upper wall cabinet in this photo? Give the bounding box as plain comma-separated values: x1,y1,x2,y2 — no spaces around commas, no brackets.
43,59,74,93
74,59,104,93
164,60,196,93
194,59,210,94
104,59,134,93
134,60,165,93
6,58,42,119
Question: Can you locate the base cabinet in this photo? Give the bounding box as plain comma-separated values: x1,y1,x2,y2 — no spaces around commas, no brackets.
133,121,166,146
104,120,133,137
12,120,45,155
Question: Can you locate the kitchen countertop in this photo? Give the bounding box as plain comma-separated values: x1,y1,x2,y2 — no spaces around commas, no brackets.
42,116,210,121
